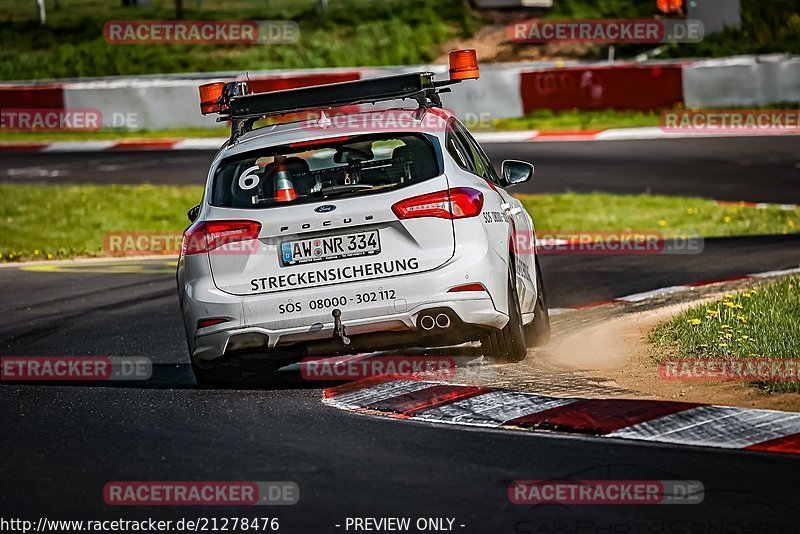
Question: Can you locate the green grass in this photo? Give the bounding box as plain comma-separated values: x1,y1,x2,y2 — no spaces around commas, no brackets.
1,186,798,262
650,277,800,393
546,0,800,60
0,184,203,261
1,0,797,80
492,110,661,132
518,193,800,238
548,0,656,19
659,0,800,58
0,0,481,81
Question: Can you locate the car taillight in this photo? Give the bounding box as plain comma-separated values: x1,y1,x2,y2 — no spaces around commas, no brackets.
391,187,483,220
182,220,262,255
197,317,229,329
448,283,487,293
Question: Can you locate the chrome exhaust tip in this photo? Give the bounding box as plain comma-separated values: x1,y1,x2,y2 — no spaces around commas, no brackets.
419,315,436,331
435,313,451,329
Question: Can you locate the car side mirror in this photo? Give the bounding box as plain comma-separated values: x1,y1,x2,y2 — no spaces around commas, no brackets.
187,204,201,223
501,160,534,187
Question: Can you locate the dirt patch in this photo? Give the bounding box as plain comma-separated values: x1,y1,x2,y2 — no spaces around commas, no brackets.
450,275,800,411
434,22,596,64
539,284,800,411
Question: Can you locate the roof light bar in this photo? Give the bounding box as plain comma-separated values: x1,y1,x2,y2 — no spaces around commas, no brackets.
199,49,480,142
226,72,436,121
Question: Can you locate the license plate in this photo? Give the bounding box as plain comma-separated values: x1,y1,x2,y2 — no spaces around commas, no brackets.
281,230,381,266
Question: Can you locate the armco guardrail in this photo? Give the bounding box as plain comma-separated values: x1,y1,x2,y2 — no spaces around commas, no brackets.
683,55,800,108
1,56,797,131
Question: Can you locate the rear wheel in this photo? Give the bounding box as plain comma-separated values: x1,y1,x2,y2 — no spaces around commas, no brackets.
481,273,527,363
524,258,551,347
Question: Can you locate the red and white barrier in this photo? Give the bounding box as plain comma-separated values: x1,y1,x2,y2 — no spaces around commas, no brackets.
1,55,797,132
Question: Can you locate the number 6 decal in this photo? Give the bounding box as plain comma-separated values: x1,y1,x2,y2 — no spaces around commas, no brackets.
238,165,261,190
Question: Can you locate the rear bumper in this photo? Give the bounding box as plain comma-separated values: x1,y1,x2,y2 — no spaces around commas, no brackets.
178,239,509,363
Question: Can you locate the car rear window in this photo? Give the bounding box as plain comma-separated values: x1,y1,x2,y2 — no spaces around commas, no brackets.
211,133,441,209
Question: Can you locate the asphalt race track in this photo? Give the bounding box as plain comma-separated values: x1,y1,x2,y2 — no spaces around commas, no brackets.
2,136,799,203
2,137,800,530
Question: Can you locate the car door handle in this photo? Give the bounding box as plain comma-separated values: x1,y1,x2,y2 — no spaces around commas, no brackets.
500,203,511,211
508,207,522,215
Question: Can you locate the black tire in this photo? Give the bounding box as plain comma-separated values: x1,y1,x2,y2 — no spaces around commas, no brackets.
524,258,551,347
481,273,527,363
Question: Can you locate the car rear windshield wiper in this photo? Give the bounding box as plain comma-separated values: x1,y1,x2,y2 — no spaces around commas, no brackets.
312,184,374,198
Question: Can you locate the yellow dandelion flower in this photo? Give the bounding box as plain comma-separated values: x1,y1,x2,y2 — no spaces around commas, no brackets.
723,301,736,308
688,319,702,326
658,220,667,227
725,333,733,339
719,343,728,348
789,220,796,228
720,324,732,329
724,216,731,223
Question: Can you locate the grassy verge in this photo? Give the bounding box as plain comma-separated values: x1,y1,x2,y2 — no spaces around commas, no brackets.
1,185,798,262
657,0,800,59
0,0,480,81
517,193,799,238
491,110,660,132
0,184,202,261
650,276,800,393
554,0,800,60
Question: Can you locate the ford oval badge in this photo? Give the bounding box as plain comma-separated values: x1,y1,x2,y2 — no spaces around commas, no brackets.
314,204,337,213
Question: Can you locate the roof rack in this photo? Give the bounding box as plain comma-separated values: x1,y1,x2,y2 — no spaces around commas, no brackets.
198,49,480,144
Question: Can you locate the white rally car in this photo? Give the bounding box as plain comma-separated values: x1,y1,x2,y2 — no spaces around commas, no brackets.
177,50,550,383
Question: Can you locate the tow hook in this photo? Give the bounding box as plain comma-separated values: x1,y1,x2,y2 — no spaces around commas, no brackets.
332,308,351,345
